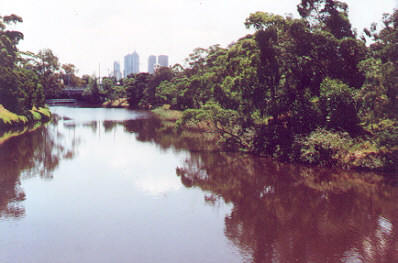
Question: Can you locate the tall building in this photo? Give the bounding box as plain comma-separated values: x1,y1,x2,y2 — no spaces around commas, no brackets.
124,54,132,77
124,51,140,77
158,55,169,67
113,61,122,80
148,55,156,74
132,51,139,74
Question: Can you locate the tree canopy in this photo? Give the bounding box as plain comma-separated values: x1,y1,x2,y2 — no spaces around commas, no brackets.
120,1,396,170
0,14,45,114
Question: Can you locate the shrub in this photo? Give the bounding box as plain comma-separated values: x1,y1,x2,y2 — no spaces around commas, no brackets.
293,128,354,166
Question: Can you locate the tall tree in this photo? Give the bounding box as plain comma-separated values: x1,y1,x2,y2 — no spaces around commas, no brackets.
0,14,44,114
297,0,354,39
126,73,150,109
61,63,83,87
35,48,63,98
82,75,103,104
0,14,23,66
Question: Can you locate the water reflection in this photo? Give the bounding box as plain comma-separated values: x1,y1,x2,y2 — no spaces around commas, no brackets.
118,117,398,262
0,108,396,263
104,117,398,262
123,118,221,152
176,152,398,263
0,121,79,220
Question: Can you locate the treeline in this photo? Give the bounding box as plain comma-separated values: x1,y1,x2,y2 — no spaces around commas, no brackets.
0,14,90,116
121,0,397,171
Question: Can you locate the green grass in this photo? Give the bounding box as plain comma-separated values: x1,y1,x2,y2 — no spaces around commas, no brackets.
151,106,183,121
35,107,52,120
30,110,42,121
0,105,28,127
0,104,51,128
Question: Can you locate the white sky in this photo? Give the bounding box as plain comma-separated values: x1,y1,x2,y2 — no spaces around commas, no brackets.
2,0,396,77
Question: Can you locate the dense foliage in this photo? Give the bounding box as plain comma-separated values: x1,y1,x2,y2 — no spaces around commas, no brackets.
0,13,94,116
0,14,45,115
0,14,78,117
122,1,397,171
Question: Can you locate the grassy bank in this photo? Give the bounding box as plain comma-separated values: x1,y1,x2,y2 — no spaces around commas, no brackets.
103,98,129,108
151,105,183,121
0,104,52,129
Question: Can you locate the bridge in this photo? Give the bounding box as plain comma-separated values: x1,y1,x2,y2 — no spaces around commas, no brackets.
46,99,77,105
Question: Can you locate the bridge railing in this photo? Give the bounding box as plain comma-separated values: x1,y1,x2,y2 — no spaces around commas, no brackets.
46,99,77,104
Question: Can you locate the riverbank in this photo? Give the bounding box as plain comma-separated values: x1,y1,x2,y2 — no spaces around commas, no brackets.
151,107,397,174
0,104,52,129
102,98,129,108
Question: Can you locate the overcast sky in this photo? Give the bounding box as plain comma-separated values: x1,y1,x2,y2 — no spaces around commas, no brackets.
2,0,396,77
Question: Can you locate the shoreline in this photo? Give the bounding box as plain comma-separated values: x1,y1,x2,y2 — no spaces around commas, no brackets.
0,104,52,129
150,107,397,175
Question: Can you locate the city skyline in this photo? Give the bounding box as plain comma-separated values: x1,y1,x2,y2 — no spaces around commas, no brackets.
2,0,396,77
113,53,170,78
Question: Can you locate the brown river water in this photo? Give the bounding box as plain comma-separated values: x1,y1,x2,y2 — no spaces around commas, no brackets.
0,106,397,263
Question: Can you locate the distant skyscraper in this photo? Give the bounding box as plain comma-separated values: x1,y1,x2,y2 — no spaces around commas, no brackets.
124,51,140,77
132,51,139,74
158,55,169,67
124,54,132,77
113,61,122,80
148,55,156,74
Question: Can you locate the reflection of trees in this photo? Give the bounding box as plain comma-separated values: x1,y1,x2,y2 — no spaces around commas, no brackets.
176,152,398,263
0,121,79,220
103,120,118,133
123,118,220,152
77,116,397,262
124,118,162,143
117,117,398,263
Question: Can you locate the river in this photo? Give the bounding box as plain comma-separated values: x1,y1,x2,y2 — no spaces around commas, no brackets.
0,106,397,263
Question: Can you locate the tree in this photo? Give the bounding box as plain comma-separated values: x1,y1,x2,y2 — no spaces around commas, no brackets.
0,14,23,66
13,67,45,112
367,9,398,116
0,14,44,114
155,81,178,107
297,0,354,39
81,74,91,87
176,101,249,150
101,77,115,100
82,76,103,104
145,66,175,106
61,63,84,87
35,48,63,98
125,73,150,109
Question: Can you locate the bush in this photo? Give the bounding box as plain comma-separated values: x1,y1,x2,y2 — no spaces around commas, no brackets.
292,127,395,171
368,119,398,148
293,128,354,166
